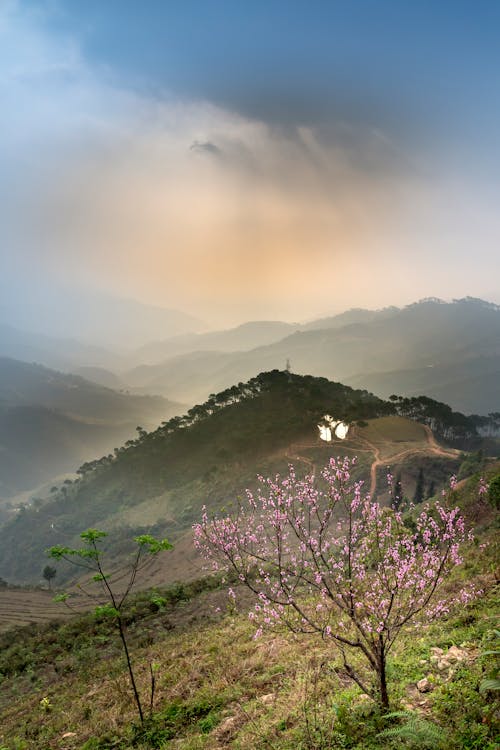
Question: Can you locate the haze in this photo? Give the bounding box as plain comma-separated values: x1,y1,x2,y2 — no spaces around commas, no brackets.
2,1,499,338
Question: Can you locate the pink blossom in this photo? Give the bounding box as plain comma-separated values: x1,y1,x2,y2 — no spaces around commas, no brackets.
194,456,477,705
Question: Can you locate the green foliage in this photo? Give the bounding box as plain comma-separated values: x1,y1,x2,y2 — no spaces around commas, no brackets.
458,451,485,480
432,662,499,749
479,629,500,694
488,474,500,508
149,592,167,610
80,529,108,543
479,678,500,692
82,698,225,750
47,545,72,560
377,711,448,749
47,528,173,724
53,592,69,603
94,605,120,620
133,534,173,553
130,697,223,747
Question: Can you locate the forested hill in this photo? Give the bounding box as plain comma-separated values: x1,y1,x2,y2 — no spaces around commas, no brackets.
0,371,495,584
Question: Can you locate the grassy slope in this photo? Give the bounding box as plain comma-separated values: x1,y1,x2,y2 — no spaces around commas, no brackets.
0,372,393,584
0,469,498,749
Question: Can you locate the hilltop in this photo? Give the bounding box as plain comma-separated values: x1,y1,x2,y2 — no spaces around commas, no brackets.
0,370,495,587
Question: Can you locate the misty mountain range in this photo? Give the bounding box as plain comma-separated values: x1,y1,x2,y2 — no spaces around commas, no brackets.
0,358,182,496
125,298,500,414
1,298,499,418
0,296,498,564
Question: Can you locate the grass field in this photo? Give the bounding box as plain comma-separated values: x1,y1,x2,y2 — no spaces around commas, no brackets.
356,416,430,458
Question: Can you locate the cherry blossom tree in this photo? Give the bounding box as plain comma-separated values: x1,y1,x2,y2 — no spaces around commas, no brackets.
194,457,477,708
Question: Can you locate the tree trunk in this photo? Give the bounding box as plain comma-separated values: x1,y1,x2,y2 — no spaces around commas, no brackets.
117,618,144,723
378,639,390,709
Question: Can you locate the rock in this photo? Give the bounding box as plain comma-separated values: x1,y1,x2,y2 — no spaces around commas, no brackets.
429,647,444,664
259,693,275,705
447,645,467,662
417,677,433,693
215,716,237,740
432,645,469,671
218,717,236,731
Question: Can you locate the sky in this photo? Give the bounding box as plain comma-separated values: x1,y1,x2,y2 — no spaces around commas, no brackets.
1,0,499,335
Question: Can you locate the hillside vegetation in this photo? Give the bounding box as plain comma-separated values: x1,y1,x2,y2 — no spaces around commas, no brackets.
0,370,496,587
0,470,498,750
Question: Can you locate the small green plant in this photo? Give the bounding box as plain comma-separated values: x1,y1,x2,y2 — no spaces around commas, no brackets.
48,529,172,724
479,629,500,694
39,696,52,713
377,710,448,749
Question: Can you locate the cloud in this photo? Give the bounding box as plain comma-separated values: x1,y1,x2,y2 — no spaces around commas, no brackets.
189,140,223,158
26,106,421,322
2,1,498,328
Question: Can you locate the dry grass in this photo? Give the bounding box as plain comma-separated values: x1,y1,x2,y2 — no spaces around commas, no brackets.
357,416,429,457
1,567,495,750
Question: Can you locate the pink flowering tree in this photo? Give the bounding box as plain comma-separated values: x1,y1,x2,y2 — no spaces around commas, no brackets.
194,457,476,708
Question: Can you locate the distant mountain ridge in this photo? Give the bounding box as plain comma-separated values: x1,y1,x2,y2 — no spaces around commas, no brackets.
0,323,122,372
124,298,500,413
1,287,204,350
135,320,298,363
0,357,183,496
2,298,498,414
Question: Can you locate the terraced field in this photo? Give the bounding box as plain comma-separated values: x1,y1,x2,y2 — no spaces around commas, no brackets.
0,590,89,632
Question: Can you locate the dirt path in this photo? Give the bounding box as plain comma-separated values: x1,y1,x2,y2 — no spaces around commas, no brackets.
422,425,462,459
350,424,461,497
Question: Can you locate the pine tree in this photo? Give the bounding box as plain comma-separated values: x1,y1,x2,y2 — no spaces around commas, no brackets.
413,467,425,504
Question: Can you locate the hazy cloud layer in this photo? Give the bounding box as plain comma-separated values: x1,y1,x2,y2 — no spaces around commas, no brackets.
2,1,499,330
